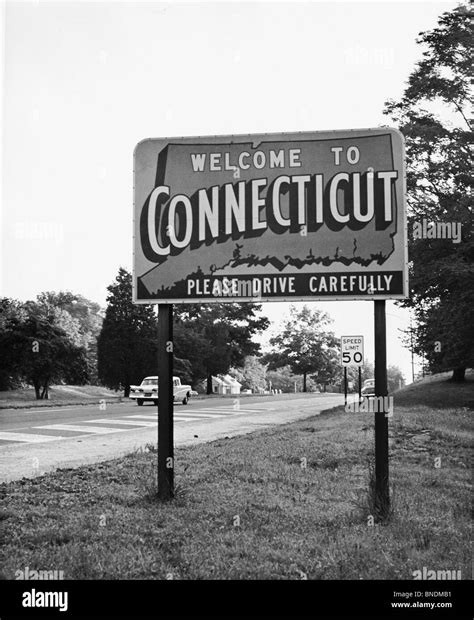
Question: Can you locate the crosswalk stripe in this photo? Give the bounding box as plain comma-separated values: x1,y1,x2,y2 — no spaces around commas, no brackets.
129,412,225,421
174,412,225,419
36,424,124,434
189,409,248,415
0,432,66,443
128,415,158,420
187,408,268,413
186,409,235,414
128,408,270,418
87,418,157,427
128,413,221,422
175,416,208,422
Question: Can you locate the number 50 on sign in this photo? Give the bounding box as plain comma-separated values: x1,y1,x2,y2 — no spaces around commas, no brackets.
341,336,364,366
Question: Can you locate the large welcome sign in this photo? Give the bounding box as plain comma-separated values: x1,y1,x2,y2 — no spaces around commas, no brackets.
133,128,408,303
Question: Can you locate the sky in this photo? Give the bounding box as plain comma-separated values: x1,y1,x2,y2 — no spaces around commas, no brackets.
1,0,459,384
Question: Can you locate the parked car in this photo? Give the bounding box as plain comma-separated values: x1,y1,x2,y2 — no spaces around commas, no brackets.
361,378,375,397
129,376,192,406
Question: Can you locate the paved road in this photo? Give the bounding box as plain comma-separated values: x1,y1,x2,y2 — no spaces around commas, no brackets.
0,393,342,482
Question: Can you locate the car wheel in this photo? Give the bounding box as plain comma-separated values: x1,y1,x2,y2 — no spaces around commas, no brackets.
153,400,159,406
182,394,189,405
137,399,144,406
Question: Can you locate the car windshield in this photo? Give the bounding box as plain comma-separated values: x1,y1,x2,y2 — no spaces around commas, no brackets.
141,378,157,386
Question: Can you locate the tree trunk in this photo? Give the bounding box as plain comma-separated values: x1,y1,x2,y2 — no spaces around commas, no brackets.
207,373,213,395
303,372,307,393
33,380,41,400
124,385,131,398
40,381,49,400
451,367,466,382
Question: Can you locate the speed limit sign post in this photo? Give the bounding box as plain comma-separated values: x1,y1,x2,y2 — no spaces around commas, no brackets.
341,336,364,405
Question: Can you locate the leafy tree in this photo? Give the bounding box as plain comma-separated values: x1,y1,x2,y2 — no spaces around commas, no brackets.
312,345,342,392
0,307,87,399
230,356,267,392
384,4,473,381
265,366,317,393
361,360,375,385
23,300,84,349
336,361,404,394
97,268,158,397
0,298,28,390
172,321,208,386
0,297,27,329
330,359,375,393
265,366,296,393
264,305,338,392
174,303,269,394
387,365,405,393
36,291,103,383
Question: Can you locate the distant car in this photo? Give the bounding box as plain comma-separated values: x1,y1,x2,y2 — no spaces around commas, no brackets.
129,376,192,406
361,379,375,397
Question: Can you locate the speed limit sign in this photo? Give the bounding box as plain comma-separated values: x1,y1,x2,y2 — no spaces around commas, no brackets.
341,336,364,367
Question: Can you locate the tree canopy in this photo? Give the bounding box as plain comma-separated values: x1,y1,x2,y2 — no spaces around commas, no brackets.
97,268,158,397
229,356,268,393
264,305,339,392
0,298,88,398
174,302,270,393
384,4,473,381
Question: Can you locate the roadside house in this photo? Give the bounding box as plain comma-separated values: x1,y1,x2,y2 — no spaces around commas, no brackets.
205,374,242,395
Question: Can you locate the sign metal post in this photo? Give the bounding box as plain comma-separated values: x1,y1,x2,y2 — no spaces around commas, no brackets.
374,300,389,516
344,367,348,406
157,303,174,500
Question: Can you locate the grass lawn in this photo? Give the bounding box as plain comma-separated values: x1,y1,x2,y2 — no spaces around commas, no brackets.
0,385,123,409
0,385,286,409
394,370,474,409
0,374,471,580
